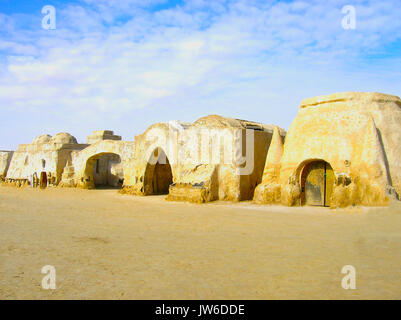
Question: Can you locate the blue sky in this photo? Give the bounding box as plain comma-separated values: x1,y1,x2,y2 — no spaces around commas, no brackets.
0,0,400,149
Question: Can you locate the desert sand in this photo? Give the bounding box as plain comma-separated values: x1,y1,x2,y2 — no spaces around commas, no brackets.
0,186,400,300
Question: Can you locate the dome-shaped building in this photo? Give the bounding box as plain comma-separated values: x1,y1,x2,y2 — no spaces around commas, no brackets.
122,115,285,203
254,92,401,207
32,134,52,144
6,131,85,187
50,133,78,145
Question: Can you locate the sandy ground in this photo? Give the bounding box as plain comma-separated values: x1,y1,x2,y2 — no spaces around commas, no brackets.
0,186,400,300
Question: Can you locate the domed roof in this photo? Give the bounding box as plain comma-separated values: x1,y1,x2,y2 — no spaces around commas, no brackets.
32,134,52,144
194,115,244,128
300,92,401,109
50,132,77,144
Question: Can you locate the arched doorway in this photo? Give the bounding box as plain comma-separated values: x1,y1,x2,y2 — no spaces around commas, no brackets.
144,148,173,195
84,153,123,189
301,160,334,207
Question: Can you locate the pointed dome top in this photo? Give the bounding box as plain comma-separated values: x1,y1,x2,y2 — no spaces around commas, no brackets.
265,126,284,167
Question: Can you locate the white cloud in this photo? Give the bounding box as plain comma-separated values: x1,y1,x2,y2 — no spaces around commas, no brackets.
0,0,400,149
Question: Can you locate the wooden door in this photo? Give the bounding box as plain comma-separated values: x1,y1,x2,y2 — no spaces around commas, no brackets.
305,161,325,206
40,172,47,189
304,161,334,207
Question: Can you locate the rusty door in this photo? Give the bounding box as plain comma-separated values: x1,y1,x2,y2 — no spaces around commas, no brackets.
305,161,334,207
305,161,325,206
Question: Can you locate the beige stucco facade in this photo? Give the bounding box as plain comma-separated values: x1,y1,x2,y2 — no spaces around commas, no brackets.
0,151,13,180
254,92,401,208
3,92,400,208
62,138,134,189
5,133,88,187
4,131,134,189
121,115,285,202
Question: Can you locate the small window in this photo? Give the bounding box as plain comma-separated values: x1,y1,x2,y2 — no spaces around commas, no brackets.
96,159,100,174
24,156,29,165
41,159,46,168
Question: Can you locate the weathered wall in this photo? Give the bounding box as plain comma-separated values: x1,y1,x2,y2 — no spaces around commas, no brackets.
6,97,398,209
6,144,63,185
255,92,401,208
238,129,277,200
62,139,134,189
0,151,13,179
87,130,122,144
122,115,284,203
92,154,123,187
121,122,178,195
253,126,285,204
5,133,87,186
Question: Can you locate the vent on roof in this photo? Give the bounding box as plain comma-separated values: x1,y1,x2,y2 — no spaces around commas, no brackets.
245,124,263,131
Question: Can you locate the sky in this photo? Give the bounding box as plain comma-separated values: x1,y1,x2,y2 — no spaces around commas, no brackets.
0,0,400,149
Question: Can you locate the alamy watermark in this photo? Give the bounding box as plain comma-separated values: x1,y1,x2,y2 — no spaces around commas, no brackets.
41,265,56,289
341,265,356,290
41,5,56,30
144,122,255,175
40,4,356,31
342,5,356,30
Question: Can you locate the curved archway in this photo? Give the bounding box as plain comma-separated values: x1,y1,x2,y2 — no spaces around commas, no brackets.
83,152,123,189
143,147,173,195
300,160,334,207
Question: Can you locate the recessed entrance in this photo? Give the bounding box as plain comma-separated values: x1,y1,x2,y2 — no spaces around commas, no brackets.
39,171,47,189
84,153,123,189
301,160,334,207
144,148,173,195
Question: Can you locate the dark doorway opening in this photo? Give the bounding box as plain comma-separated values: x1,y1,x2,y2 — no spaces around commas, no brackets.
40,171,47,189
144,148,173,195
84,153,123,189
